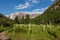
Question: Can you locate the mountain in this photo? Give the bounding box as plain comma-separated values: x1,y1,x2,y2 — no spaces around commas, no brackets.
32,0,60,24
7,12,40,19
7,12,24,20
29,14,40,19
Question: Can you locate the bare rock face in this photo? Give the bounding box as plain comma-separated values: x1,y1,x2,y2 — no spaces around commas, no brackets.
7,12,40,20
50,0,60,10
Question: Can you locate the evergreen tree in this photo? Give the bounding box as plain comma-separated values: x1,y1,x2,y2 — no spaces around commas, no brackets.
14,16,20,24
32,0,60,24
25,14,30,24
21,16,25,24
0,13,14,27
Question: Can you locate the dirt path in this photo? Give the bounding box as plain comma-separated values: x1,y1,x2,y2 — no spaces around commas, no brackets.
0,31,9,40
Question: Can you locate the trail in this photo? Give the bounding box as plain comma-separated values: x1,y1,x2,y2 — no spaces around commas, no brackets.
0,31,9,40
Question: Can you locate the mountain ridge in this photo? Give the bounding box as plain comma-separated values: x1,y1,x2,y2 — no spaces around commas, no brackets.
7,12,40,19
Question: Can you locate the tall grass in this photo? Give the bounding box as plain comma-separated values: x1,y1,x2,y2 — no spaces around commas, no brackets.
6,24,60,40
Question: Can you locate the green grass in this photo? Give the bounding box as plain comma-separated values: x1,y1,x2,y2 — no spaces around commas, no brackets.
6,24,60,40
0,26,10,32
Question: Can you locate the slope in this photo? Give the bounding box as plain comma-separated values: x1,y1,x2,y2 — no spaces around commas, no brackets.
32,0,60,24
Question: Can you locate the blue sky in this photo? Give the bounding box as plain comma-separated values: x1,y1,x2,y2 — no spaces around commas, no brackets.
0,0,55,15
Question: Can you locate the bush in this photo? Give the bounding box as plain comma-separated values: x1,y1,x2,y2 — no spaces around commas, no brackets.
0,26,4,32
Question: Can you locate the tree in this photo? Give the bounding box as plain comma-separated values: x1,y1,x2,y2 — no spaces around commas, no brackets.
21,16,25,24
32,0,60,24
14,16,20,24
0,13,15,27
25,14,30,24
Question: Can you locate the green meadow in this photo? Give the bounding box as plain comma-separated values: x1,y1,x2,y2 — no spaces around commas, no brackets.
5,24,60,40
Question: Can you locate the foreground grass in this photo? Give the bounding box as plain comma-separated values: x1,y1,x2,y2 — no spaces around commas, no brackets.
6,24,60,40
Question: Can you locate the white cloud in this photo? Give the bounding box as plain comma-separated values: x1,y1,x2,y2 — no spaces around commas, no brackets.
33,9,44,12
20,7,48,14
9,7,48,17
25,0,40,4
32,0,40,4
31,7,48,14
15,0,40,9
15,2,33,9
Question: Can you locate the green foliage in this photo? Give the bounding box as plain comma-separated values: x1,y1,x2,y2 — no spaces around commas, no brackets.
21,14,30,24
6,24,60,40
0,26,4,32
0,26,10,32
0,13,15,27
0,13,6,18
14,16,20,24
12,25,27,33
21,16,25,24
25,14,30,24
31,1,60,24
47,28,57,38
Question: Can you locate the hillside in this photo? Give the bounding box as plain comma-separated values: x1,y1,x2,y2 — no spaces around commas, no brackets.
0,13,15,27
32,0,60,24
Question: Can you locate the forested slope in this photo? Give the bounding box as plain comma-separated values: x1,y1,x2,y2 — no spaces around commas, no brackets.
32,0,60,24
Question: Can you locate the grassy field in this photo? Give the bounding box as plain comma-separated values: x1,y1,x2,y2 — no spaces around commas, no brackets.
6,24,60,40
